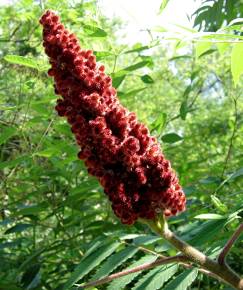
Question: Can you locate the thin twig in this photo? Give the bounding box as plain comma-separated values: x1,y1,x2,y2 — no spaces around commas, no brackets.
218,224,243,265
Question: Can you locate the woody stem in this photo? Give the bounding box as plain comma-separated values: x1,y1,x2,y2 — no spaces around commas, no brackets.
147,217,243,290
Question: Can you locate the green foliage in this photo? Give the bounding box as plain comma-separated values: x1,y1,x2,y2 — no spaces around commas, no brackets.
193,0,243,31
231,42,243,86
132,264,178,290
63,240,120,289
163,269,198,290
107,255,158,290
0,0,242,289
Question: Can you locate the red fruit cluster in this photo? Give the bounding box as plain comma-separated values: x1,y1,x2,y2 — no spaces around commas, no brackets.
40,10,186,224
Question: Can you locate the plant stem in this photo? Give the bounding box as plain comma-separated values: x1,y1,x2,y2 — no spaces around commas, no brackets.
218,224,243,265
147,217,243,290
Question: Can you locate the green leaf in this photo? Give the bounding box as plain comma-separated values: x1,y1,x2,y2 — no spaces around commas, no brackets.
231,42,243,86
4,55,39,70
4,223,33,234
124,45,150,54
93,246,138,280
183,85,192,98
169,55,191,61
229,167,243,181
133,235,162,245
161,133,183,143
151,113,167,133
199,176,221,184
94,51,113,60
0,126,17,145
123,61,151,72
34,148,59,158
211,195,228,213
159,0,170,14
119,87,147,98
14,203,48,216
163,269,198,290
184,219,227,246
195,42,211,58
0,282,22,290
199,48,217,58
141,74,154,84
83,24,107,37
107,255,157,290
132,264,178,290
194,213,225,220
0,155,31,170
63,241,120,289
180,100,188,120
217,43,229,55
112,74,126,89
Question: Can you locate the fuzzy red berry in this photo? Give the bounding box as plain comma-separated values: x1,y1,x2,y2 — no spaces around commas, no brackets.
40,10,186,224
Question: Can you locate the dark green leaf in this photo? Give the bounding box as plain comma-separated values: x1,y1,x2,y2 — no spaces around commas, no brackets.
199,48,217,58
161,133,183,143
0,155,31,170
0,126,17,145
124,45,150,54
141,74,154,84
119,87,147,98
4,223,33,234
183,219,227,246
133,235,162,245
112,74,126,89
229,168,243,181
132,264,178,290
63,241,120,289
163,269,198,290
180,101,188,120
169,55,192,61
123,61,150,72
14,203,48,216
93,246,138,280
107,255,157,290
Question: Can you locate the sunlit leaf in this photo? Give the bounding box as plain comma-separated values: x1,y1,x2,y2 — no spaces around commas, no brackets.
159,0,170,14
83,24,107,37
195,42,211,58
4,55,39,70
194,213,225,220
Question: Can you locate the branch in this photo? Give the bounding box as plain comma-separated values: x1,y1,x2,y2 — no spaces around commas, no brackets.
146,216,243,290
218,224,243,265
78,255,188,289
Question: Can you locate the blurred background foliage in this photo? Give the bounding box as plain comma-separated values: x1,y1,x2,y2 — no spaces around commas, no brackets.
0,0,242,289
